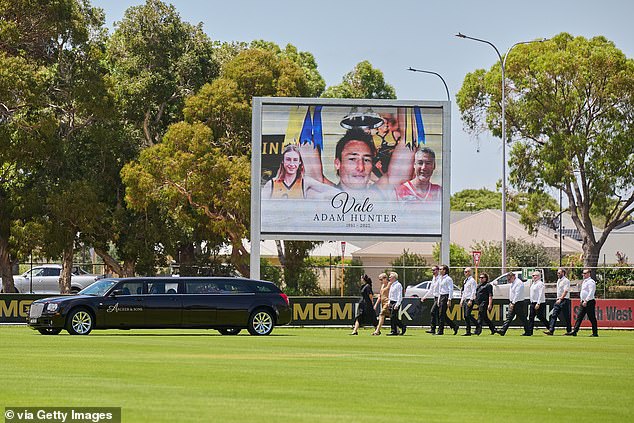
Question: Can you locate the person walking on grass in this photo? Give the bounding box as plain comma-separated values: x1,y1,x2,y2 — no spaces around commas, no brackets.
350,275,377,335
372,273,392,336
497,272,528,336
387,272,407,336
421,265,441,334
544,268,572,336
474,273,496,335
435,265,458,336
460,267,478,336
566,269,599,337
526,271,549,336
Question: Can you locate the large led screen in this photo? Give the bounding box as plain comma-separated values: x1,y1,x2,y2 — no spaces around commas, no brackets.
255,100,446,238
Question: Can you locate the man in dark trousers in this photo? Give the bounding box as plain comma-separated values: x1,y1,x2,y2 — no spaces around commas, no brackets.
421,265,441,334
544,268,572,335
474,273,496,335
460,267,478,336
434,265,458,335
387,272,406,336
526,271,550,336
497,272,528,336
566,269,599,337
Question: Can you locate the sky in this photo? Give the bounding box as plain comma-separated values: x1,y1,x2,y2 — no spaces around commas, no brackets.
92,0,634,195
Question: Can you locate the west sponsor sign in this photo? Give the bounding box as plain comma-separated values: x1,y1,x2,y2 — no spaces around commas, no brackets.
572,299,633,328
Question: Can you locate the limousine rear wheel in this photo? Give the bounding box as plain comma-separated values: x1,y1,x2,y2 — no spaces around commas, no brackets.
247,309,274,336
218,328,241,336
66,308,94,335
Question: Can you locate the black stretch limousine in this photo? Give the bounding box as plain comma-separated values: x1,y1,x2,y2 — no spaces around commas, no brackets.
27,277,291,336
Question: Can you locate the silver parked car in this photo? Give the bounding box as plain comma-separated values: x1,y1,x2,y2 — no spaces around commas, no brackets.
12,264,100,294
405,280,462,299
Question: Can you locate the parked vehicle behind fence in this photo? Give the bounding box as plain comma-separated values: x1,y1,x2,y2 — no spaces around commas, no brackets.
10,264,101,294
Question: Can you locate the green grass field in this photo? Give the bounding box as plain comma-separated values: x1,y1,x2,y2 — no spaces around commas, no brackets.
1,326,633,422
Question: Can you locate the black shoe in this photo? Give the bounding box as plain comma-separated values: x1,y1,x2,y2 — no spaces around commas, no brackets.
474,328,482,336
401,326,407,335
564,331,577,336
490,329,497,335
453,326,459,335
521,333,531,336
497,330,505,336
543,330,553,336
386,332,399,336
590,333,599,337
461,333,471,336
425,329,435,334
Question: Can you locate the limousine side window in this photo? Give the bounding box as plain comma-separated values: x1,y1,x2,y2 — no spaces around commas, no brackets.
185,281,222,294
218,281,250,294
147,282,180,294
254,283,276,293
118,282,144,295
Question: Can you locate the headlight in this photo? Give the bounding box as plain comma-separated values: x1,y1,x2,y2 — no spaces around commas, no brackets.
46,303,59,312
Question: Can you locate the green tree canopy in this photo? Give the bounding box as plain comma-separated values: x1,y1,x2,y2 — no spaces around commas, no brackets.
322,60,396,99
457,33,634,269
106,0,218,147
451,189,502,211
121,122,251,276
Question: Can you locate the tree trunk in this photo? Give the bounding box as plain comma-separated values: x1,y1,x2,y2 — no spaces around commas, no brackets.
275,240,286,286
0,237,16,293
582,241,602,280
59,246,74,294
94,247,124,277
122,260,135,277
179,243,196,276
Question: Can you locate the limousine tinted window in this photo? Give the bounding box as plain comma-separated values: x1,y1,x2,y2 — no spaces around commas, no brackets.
253,283,277,293
119,281,143,295
148,281,179,294
185,281,222,294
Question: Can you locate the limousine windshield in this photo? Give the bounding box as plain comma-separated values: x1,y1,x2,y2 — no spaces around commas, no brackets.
80,280,117,296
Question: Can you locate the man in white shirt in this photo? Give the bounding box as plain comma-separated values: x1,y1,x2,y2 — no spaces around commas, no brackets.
421,265,441,334
566,269,599,337
544,268,572,335
460,267,478,336
387,271,407,336
497,272,527,336
435,265,459,335
526,271,549,336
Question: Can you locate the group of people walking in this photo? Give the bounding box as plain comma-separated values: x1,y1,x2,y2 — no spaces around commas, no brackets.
350,266,599,337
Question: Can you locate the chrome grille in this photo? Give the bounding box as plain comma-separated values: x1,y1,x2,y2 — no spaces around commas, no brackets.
29,303,45,318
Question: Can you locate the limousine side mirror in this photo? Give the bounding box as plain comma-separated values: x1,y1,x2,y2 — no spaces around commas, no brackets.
111,289,124,297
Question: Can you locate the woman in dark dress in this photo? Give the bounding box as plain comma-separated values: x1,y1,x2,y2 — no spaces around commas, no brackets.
350,275,378,335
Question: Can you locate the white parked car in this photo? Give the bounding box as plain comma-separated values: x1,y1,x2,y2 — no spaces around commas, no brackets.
405,280,462,299
490,270,536,299
12,264,101,294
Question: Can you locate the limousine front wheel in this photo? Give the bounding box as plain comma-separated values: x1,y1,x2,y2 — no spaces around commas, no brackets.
66,308,94,335
248,309,274,336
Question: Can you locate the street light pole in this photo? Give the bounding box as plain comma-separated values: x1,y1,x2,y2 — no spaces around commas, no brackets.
406,67,450,102
455,33,547,273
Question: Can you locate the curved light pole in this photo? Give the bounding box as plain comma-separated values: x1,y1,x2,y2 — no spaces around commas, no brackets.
406,67,451,102
455,33,547,273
